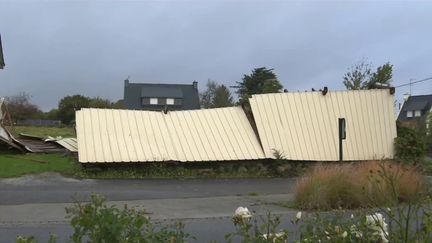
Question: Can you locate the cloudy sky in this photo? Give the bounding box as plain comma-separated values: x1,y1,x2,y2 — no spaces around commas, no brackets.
0,0,431,111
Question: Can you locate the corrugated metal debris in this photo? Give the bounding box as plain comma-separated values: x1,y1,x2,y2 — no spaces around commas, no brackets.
19,133,78,152
16,135,68,153
0,98,26,151
76,107,266,163
0,98,78,153
249,89,397,161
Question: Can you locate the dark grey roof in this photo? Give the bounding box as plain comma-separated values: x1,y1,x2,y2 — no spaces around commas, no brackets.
0,34,4,69
141,86,183,98
123,80,200,110
404,101,428,111
398,94,432,121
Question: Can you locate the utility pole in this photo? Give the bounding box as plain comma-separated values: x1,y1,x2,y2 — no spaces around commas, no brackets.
409,78,414,95
0,34,5,69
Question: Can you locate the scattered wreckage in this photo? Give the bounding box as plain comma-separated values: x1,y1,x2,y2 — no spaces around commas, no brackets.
0,98,77,153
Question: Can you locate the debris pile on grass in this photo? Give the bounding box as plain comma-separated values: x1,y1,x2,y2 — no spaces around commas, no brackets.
294,161,428,210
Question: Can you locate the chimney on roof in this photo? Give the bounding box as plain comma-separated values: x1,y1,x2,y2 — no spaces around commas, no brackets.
192,81,198,89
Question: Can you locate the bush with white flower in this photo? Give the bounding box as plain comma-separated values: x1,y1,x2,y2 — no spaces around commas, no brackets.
226,207,288,243
365,213,388,243
232,206,253,225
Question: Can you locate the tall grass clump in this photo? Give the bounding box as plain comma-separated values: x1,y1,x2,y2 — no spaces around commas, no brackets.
294,161,427,210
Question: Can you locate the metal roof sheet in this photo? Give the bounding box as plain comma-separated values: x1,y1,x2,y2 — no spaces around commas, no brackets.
76,107,265,163
55,138,78,152
250,89,397,161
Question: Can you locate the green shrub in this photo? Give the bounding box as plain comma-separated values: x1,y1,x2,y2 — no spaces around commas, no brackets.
65,194,192,243
395,126,426,165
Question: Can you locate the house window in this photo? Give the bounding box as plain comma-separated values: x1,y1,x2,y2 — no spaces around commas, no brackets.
414,110,421,117
166,98,175,105
407,111,413,118
150,98,158,105
174,98,183,105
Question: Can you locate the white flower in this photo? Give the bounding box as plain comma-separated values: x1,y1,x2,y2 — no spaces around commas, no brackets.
366,213,388,243
296,211,302,220
342,231,348,238
386,207,391,212
262,232,287,242
233,206,252,220
351,214,354,219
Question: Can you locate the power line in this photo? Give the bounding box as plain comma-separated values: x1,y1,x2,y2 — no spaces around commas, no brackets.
394,76,432,88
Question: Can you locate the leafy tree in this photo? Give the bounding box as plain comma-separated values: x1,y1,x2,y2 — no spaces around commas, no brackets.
212,85,234,108
200,80,218,108
200,81,234,108
343,60,372,90
368,62,393,88
57,95,90,124
88,97,113,109
113,99,124,109
394,126,426,165
5,92,42,123
43,109,59,120
343,60,393,90
235,67,283,105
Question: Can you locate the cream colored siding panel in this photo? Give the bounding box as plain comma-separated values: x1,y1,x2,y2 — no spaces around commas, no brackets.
250,89,397,161
106,109,122,162
76,107,265,163
76,111,87,162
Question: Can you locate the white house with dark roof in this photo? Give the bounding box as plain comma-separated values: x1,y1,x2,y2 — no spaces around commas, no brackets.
397,94,432,132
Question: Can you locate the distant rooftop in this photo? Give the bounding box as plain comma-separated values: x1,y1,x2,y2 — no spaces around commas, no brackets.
123,80,200,111
398,94,432,121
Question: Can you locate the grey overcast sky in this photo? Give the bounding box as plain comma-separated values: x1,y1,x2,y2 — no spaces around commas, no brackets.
0,0,431,111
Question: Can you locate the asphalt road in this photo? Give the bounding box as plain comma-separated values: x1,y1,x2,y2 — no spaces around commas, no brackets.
0,173,297,242
0,173,295,204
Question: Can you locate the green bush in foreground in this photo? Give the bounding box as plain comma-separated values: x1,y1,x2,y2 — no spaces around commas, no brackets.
16,194,432,242
65,195,192,243
18,195,192,243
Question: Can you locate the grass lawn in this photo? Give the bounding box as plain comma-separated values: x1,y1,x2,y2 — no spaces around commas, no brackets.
0,153,79,178
6,125,76,138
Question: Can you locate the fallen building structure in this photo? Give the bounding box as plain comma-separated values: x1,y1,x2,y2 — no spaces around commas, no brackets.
0,98,77,153
249,89,397,161
76,89,398,163
76,107,266,163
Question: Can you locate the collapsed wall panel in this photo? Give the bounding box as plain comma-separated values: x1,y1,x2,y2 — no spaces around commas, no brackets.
76,107,266,163
249,89,397,161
